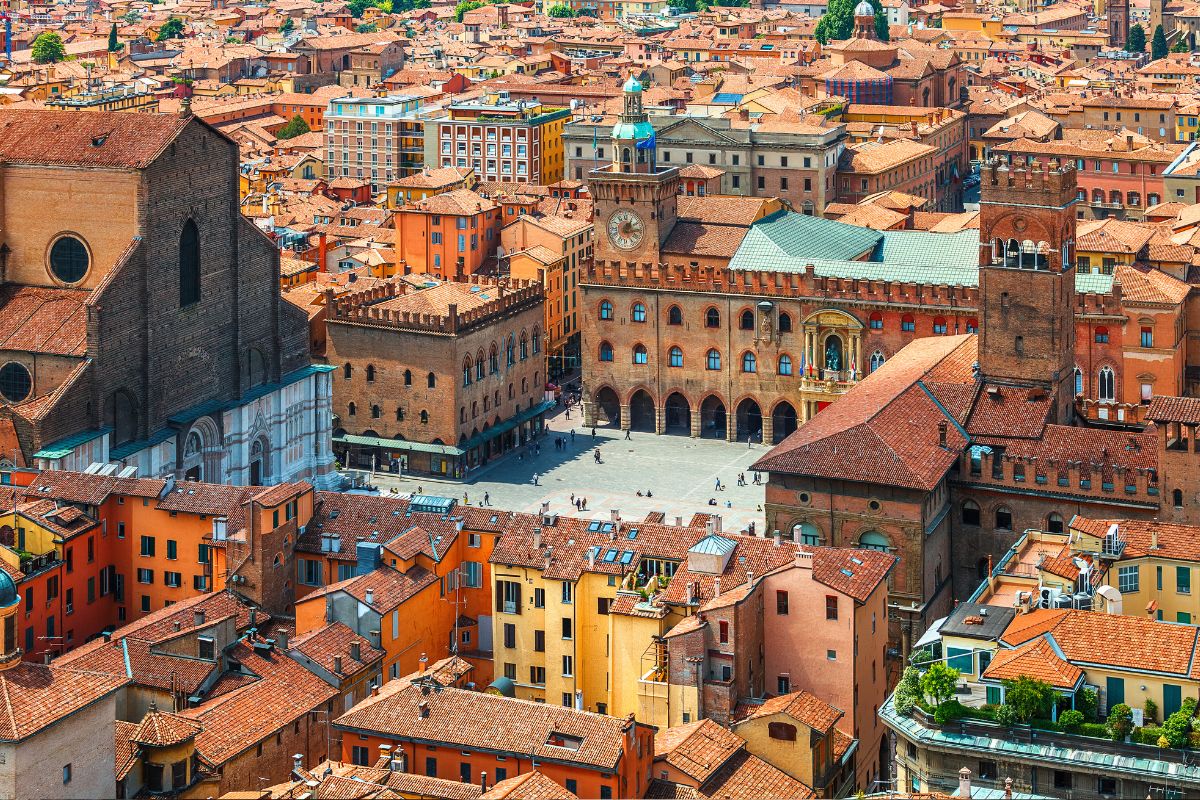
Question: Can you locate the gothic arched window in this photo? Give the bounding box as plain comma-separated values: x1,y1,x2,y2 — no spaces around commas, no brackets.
180,219,201,307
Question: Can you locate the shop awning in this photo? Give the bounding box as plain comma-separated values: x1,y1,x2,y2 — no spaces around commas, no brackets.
460,400,555,452
334,434,464,457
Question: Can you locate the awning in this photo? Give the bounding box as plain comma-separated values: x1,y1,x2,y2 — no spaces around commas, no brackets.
460,399,555,452
33,427,112,460
334,434,464,457
914,616,947,650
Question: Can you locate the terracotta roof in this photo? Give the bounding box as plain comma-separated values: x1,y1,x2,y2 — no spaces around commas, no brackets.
0,286,88,358
695,749,815,800
983,636,1084,689
0,662,127,742
335,684,634,771
482,771,579,799
290,621,384,679
311,564,439,613
114,720,140,781
742,690,843,734
655,719,744,784
1113,264,1191,305
0,109,190,169
662,221,749,259
131,703,203,747
1147,395,1200,424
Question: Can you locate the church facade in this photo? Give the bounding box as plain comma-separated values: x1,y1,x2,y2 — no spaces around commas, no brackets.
0,109,335,487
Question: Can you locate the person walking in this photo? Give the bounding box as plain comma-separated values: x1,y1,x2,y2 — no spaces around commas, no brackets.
532,473,539,486
570,429,575,443
591,428,596,440
483,491,490,506
714,477,722,492
463,492,469,505
625,429,631,440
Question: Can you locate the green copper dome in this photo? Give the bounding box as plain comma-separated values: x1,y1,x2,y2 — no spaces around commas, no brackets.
623,74,643,93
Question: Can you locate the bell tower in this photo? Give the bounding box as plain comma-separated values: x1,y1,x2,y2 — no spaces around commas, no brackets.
978,157,1078,424
588,75,680,266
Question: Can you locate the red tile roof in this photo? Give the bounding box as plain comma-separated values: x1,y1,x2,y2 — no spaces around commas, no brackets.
0,286,88,358
0,662,127,742
482,770,579,800
654,719,744,784
0,109,189,169
743,691,844,734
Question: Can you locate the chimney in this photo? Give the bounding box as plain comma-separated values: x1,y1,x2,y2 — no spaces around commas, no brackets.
351,642,362,661
365,589,374,606
746,571,754,583
686,582,694,604
938,419,948,448
610,509,620,523
1152,529,1159,549
958,768,972,799
588,549,596,568
356,541,382,575
773,530,782,547
714,577,721,597
194,610,206,627
334,655,343,673
1127,134,1134,151
481,771,489,792
277,629,289,650
675,516,683,526
419,700,430,718
533,527,543,549
293,753,304,772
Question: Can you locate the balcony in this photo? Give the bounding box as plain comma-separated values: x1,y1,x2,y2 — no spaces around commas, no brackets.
1074,398,1148,426
798,370,859,396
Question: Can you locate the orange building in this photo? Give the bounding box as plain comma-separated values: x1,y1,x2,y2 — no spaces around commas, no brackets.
394,189,503,278
335,682,655,799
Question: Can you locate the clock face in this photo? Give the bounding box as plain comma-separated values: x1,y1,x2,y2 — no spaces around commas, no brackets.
607,209,645,251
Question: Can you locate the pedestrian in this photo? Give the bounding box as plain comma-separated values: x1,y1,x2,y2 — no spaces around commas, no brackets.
625,429,631,440
463,492,469,505
417,485,423,494
591,427,597,440
483,492,490,506
582,498,588,510
714,477,721,492
566,408,571,420
570,429,575,443
532,473,539,486
570,492,576,505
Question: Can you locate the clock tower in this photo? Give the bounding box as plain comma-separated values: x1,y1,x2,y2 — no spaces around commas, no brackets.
589,75,680,266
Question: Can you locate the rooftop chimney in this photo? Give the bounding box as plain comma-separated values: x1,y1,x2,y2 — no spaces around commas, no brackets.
714,577,721,597
533,527,542,549
773,530,782,547
958,768,972,799
293,753,304,772
481,771,489,792
277,629,289,650
365,589,375,605
334,655,343,673
350,642,362,661
1152,529,1159,549
419,700,430,718
194,610,206,627
938,419,948,448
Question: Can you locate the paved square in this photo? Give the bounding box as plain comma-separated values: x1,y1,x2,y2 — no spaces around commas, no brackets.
368,410,769,534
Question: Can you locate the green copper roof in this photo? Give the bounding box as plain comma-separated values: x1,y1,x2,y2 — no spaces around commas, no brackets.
623,74,643,93
728,211,1115,294
613,120,654,140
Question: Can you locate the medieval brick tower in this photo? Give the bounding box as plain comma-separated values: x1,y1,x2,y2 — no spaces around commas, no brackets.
978,157,1078,424
588,75,680,267
1108,0,1130,48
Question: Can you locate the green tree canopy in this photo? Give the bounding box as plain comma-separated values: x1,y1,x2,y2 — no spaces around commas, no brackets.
356,21,379,31
547,2,576,15
281,16,295,32
31,32,66,64
454,0,486,20
276,115,312,140
1001,676,1058,723
919,663,960,708
1126,22,1146,52
1172,36,1191,52
1152,24,1168,59
815,0,888,44
156,16,186,41
1107,703,1134,740
108,22,121,52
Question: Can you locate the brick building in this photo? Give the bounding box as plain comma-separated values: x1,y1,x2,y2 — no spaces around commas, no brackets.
322,276,549,477
752,159,1200,656
0,109,334,488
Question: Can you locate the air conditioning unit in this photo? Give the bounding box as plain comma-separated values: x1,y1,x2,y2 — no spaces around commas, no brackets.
1039,586,1060,608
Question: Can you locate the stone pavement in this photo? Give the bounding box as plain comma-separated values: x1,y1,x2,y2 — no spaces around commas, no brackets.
368,408,769,534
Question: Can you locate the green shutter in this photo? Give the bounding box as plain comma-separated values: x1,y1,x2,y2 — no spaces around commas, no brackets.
1179,612,1193,625
1178,566,1192,594
1165,684,1183,717
1106,676,1125,709
947,647,973,674
986,685,1002,705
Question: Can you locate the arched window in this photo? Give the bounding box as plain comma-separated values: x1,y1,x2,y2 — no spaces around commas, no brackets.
778,312,792,333
404,369,412,386
995,506,1013,531
1095,326,1109,344
420,410,429,424
793,523,820,545
462,359,472,387
632,303,647,323
1110,189,1122,205
520,333,529,361
858,531,890,552
460,407,466,424
1098,366,1115,401
667,305,683,326
778,354,792,376
489,346,499,374
869,350,885,372
669,347,683,368
427,372,436,388
475,354,485,380
965,317,978,334
739,309,754,330
371,404,381,419
600,300,614,320
179,219,201,307
1047,512,1064,534
396,407,405,421
869,311,883,330
742,352,757,373
1175,488,1185,508
961,500,980,526
706,349,721,370
484,396,490,412
633,344,648,364
506,335,516,366
599,342,614,362
347,402,357,416
901,313,915,332
1074,366,1083,396
705,308,720,328
366,364,376,382
1092,188,1105,204
933,316,948,335
532,328,541,355
343,363,353,380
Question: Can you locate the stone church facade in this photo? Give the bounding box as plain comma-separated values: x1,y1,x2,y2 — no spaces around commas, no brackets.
0,109,335,487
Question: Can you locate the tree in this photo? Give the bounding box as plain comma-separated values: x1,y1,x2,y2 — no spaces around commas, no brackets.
1058,709,1085,733
1076,687,1099,722
281,16,295,33
547,2,576,15
1153,24,1169,59
108,22,120,52
893,666,922,715
276,114,311,140
1107,703,1134,741
815,0,888,44
454,0,485,20
347,0,375,16
919,663,960,708
1162,708,1192,748
1001,676,1058,723
1172,36,1191,53
1126,23,1146,52
156,16,186,41
356,21,379,31
30,32,66,64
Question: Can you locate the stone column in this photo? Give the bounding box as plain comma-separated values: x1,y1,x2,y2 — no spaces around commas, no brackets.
619,404,631,431
583,400,597,427
726,409,736,442
851,333,861,377
762,414,774,448
655,406,665,435
690,408,701,438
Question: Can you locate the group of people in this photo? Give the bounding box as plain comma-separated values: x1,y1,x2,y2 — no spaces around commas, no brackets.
569,493,589,511
736,472,763,486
